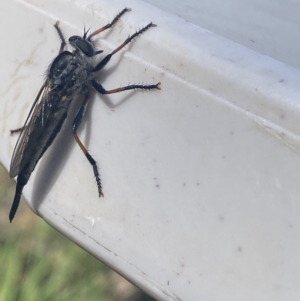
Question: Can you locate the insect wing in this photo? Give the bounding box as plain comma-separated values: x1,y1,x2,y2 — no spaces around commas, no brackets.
9,81,49,178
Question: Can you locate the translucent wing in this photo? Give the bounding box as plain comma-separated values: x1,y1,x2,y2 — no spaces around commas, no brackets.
9,80,50,178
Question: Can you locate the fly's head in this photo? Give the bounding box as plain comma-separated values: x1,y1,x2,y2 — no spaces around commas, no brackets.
69,35,96,57
69,25,104,58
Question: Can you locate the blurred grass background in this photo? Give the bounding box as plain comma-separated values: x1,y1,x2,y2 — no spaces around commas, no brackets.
0,164,155,301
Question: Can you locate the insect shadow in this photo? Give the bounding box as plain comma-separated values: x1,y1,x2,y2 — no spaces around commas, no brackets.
32,87,137,213
32,94,84,212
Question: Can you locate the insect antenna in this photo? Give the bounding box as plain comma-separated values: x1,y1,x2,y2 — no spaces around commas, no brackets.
83,25,91,40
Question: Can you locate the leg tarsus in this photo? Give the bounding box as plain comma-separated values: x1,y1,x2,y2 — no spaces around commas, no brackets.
10,126,26,135
113,23,157,56
73,132,104,197
87,8,131,40
92,80,161,94
72,87,104,197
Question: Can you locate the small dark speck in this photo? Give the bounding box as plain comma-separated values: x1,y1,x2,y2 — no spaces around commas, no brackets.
154,159,157,163
218,215,225,222
237,246,243,253
222,155,226,159
250,39,255,43
156,184,160,188
196,182,200,186
196,105,198,108
279,79,284,83
153,177,157,180
183,182,186,187
188,281,191,284
167,281,169,285
289,224,293,228
111,109,115,112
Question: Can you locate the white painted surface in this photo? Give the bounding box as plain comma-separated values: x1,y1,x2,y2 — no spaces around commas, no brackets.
144,0,300,69
1,0,300,300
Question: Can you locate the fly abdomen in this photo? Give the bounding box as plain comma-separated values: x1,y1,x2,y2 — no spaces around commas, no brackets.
9,172,30,222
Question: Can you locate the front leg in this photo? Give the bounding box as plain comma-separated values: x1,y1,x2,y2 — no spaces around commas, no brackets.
54,21,67,54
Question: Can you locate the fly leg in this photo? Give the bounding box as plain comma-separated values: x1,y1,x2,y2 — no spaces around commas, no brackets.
10,126,26,135
54,21,67,53
92,81,161,95
72,86,104,197
87,8,131,40
94,22,157,72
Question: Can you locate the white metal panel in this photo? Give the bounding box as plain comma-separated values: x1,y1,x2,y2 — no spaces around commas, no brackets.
1,0,300,300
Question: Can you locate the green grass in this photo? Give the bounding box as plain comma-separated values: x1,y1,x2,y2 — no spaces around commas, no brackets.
0,165,151,301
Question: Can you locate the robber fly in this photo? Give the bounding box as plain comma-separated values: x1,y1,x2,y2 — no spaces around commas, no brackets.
9,8,160,222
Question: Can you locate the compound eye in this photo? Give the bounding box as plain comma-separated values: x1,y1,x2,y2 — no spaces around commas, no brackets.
69,35,94,57
77,39,94,57
68,35,80,48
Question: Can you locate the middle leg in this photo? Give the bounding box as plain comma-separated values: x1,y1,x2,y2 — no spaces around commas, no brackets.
54,21,67,53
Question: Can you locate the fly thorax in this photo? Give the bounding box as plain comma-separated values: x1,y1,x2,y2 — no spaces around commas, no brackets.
49,51,74,86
